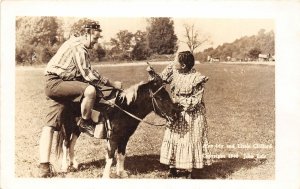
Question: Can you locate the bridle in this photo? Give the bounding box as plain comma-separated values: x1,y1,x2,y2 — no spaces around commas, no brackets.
103,83,173,127
149,84,173,124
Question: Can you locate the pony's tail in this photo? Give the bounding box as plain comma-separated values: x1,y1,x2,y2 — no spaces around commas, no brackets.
55,125,65,159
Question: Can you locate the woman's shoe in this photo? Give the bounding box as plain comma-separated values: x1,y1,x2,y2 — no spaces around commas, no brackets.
185,171,192,179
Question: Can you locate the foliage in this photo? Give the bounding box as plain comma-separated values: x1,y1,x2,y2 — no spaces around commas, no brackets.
108,30,151,61
90,44,106,61
109,30,134,61
16,16,64,64
70,18,97,36
248,48,262,59
131,31,151,60
15,17,181,64
195,29,275,62
146,17,178,55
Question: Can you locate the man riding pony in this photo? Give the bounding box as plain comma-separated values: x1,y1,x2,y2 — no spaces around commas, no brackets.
38,21,122,177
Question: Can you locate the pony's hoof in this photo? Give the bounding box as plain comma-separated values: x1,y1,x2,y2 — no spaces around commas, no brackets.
72,161,79,170
102,174,111,179
68,166,78,172
61,167,68,173
117,171,128,178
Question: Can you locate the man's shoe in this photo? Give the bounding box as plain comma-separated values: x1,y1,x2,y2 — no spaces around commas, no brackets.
77,118,95,137
38,162,54,178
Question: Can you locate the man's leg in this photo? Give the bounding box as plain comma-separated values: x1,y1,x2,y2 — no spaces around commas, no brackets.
81,85,96,120
46,80,96,136
78,85,97,136
39,126,54,177
39,126,54,162
38,97,65,178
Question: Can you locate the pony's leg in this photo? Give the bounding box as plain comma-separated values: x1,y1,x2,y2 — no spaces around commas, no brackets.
102,153,113,178
61,140,69,172
116,153,128,178
102,140,117,179
116,139,129,178
69,133,79,170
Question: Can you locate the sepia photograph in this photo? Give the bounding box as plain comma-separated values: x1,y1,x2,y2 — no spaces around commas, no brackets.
14,16,275,179
1,1,300,189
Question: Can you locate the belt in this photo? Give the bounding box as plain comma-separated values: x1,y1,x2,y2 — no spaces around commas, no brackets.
45,73,83,82
45,73,60,80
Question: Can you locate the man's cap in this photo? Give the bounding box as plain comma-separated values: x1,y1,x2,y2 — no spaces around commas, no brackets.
83,22,102,32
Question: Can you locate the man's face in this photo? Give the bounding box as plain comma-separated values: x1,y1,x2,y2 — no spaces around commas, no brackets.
85,30,101,49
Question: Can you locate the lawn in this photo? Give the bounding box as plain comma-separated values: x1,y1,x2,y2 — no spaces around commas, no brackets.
15,63,275,179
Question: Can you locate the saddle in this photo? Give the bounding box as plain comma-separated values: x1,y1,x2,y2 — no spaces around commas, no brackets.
90,110,111,139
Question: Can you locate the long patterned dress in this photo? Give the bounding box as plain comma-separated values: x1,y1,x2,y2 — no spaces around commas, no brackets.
160,64,211,169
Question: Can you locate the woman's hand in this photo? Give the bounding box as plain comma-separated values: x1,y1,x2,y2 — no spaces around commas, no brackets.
112,81,123,90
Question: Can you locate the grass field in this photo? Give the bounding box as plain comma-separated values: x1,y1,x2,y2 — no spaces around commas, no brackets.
15,63,275,179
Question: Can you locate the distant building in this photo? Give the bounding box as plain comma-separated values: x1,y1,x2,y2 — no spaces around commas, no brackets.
207,55,220,63
231,57,237,62
258,54,274,61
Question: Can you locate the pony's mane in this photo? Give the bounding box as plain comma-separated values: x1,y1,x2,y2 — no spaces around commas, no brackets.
119,81,145,105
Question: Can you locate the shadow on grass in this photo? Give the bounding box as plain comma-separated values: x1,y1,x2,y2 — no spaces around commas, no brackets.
77,159,106,171
78,155,267,179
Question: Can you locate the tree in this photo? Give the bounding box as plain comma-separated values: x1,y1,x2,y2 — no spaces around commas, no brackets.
182,24,211,54
16,16,63,64
248,47,262,60
109,30,134,60
195,29,275,62
131,30,150,60
146,17,178,54
90,43,106,61
70,18,100,37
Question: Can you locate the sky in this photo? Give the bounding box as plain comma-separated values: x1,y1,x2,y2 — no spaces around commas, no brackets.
66,17,274,52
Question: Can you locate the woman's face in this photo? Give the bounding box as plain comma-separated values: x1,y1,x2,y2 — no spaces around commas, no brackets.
174,61,182,70
174,61,186,72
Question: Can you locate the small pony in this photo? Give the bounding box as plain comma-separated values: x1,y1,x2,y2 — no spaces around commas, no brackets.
55,68,180,178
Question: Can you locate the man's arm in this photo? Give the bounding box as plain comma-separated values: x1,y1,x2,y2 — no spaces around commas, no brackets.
74,48,122,89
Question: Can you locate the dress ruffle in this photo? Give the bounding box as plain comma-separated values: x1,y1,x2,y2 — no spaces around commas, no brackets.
160,109,212,169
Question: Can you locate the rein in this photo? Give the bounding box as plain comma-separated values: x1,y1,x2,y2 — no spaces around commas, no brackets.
101,85,169,127
112,103,166,127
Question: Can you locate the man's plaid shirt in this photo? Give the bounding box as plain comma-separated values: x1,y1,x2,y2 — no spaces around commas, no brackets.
45,36,108,87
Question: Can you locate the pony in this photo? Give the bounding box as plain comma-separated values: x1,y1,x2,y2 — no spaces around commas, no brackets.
55,68,180,178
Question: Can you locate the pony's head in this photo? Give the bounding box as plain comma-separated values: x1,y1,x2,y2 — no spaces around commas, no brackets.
143,78,180,123
145,64,181,123
116,66,181,124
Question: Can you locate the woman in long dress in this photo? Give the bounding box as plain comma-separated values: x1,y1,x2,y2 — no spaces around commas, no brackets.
159,51,211,178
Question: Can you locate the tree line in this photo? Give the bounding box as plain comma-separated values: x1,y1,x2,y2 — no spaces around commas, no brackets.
16,17,275,65
16,17,178,65
195,29,275,62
